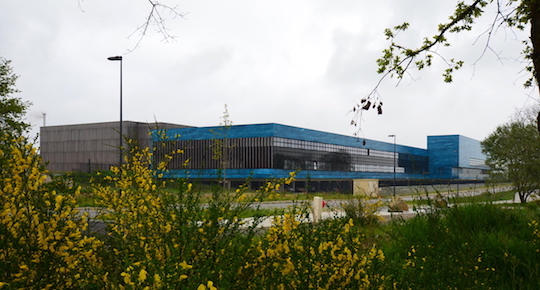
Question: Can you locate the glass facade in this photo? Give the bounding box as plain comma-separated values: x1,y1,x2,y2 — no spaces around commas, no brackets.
157,136,429,174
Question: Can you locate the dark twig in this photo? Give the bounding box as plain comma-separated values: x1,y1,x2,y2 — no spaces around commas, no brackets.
127,0,187,52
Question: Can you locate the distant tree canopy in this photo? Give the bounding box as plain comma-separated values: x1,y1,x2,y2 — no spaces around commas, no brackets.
0,57,30,135
353,0,540,131
481,121,540,202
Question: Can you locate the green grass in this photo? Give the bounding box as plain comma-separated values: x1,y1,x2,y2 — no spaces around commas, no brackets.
378,203,540,289
408,190,516,206
256,191,351,202
73,179,353,207
75,191,289,219
380,183,513,199
449,190,516,203
75,193,101,207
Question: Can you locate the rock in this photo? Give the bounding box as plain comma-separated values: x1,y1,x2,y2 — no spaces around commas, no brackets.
388,197,408,212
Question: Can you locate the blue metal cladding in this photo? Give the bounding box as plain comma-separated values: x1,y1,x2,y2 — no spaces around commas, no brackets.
156,123,428,157
161,168,425,180
428,135,459,179
459,135,488,168
427,135,488,179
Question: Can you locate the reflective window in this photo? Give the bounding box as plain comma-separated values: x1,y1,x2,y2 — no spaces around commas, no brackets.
155,136,428,174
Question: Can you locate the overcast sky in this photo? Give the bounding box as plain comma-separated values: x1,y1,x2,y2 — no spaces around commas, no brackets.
1,0,537,148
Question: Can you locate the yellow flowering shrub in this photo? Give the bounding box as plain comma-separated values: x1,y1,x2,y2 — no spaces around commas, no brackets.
92,141,392,288
94,145,196,288
239,211,387,289
0,133,391,288
7,130,540,289
256,171,296,200
0,133,102,289
94,143,270,288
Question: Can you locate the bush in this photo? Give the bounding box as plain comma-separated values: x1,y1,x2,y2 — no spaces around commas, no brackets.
381,203,540,289
239,211,387,289
93,145,272,288
6,133,540,289
341,193,384,225
0,133,103,289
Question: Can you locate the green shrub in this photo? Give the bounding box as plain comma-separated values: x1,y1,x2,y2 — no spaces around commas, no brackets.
382,203,540,289
341,193,384,225
239,211,387,289
0,133,103,289
7,133,540,289
93,145,272,288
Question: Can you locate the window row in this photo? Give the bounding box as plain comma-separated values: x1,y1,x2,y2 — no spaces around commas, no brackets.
273,137,369,155
154,137,428,174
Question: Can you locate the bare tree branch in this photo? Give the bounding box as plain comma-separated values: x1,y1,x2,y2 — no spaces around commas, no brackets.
77,0,86,12
127,0,188,52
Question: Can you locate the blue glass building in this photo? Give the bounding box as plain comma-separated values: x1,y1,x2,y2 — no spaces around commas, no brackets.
153,123,489,192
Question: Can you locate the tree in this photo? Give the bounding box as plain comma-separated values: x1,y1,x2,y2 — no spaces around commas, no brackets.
211,104,234,189
481,121,540,202
512,104,540,124
0,57,30,135
352,0,540,131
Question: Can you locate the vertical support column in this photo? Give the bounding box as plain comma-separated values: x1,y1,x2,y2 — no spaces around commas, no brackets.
313,196,323,223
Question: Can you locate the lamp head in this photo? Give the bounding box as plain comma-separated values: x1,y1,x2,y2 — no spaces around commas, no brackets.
108,56,122,61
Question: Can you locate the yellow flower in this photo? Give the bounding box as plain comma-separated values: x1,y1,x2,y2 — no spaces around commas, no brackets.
179,261,193,270
121,272,132,285
138,269,148,282
198,281,217,290
207,281,217,290
154,274,162,286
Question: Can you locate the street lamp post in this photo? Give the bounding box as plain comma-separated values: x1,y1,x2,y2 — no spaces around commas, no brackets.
455,149,460,196
107,56,123,167
388,134,396,198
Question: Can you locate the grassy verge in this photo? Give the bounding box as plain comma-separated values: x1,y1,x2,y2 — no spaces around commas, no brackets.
449,190,516,203
378,203,540,289
408,190,516,207
74,185,352,207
